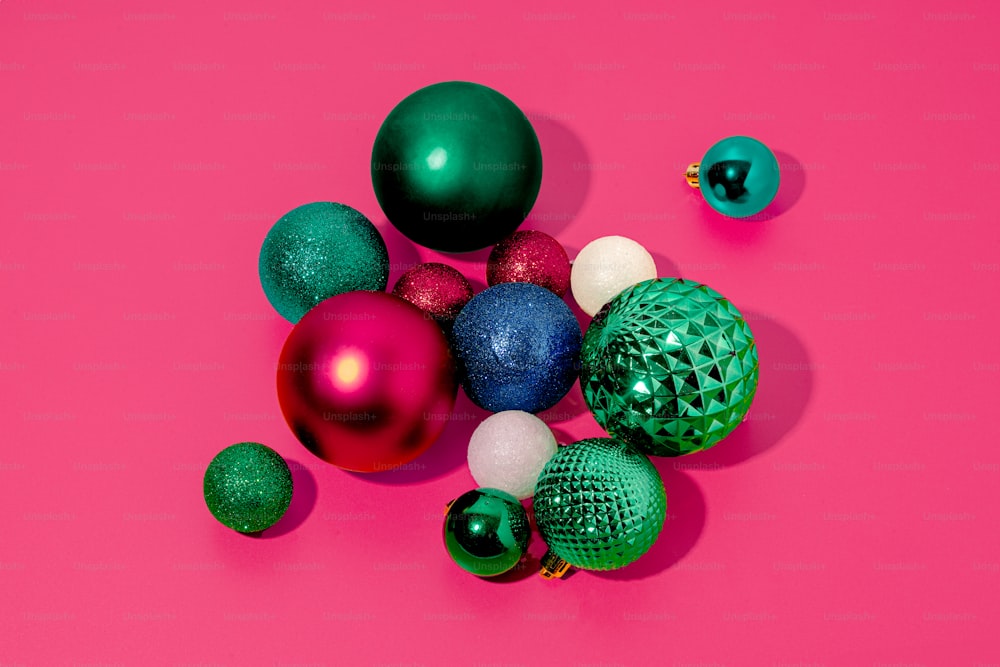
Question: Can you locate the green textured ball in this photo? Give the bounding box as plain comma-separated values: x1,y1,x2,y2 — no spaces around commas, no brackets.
533,438,666,571
258,201,389,323
443,488,530,577
581,278,759,457
203,442,293,533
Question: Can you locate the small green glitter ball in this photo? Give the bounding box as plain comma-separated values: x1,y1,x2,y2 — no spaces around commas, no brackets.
533,438,666,571
258,201,390,323
581,278,759,457
203,442,293,533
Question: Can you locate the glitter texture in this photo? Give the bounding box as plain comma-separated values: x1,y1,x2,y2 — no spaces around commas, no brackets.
391,262,473,324
451,282,581,413
203,442,293,533
533,438,666,571
467,410,558,499
258,201,389,323
569,235,657,316
487,230,571,297
443,488,530,577
581,278,758,457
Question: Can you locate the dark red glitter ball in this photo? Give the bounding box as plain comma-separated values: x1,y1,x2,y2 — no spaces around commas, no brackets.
487,230,571,297
391,262,474,322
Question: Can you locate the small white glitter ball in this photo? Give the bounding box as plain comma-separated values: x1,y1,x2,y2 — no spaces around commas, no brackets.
467,411,558,500
570,235,657,316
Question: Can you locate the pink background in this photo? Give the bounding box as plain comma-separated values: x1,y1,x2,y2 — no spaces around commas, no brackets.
1,0,998,664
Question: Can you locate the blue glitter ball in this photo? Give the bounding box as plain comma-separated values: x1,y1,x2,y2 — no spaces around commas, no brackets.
258,202,390,323
452,282,581,413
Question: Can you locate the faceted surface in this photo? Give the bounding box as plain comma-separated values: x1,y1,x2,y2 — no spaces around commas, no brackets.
581,278,758,457
533,438,666,571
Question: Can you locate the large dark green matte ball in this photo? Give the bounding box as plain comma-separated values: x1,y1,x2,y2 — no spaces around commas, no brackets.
372,81,543,253
443,488,530,577
259,202,389,323
203,442,293,533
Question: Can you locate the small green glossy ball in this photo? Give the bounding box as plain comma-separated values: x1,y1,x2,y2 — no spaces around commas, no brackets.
372,81,542,252
443,488,530,577
203,442,293,533
534,438,666,571
258,201,389,323
700,135,780,218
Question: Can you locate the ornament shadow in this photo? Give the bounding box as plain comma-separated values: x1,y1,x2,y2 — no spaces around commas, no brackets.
269,316,293,351
650,251,683,281
258,458,318,538
349,391,490,486
537,380,590,425
523,113,591,236
590,467,706,581
768,150,807,219
376,221,424,288
547,426,578,447
464,275,488,296
688,311,813,468
692,149,805,245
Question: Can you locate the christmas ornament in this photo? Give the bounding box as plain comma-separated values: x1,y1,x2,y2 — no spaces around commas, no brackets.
276,290,457,472
581,278,758,457
451,282,581,413
487,230,571,297
533,438,666,577
371,81,543,252
259,202,389,323
467,410,558,500
443,488,530,577
203,442,293,533
569,236,657,317
391,262,474,325
686,136,780,218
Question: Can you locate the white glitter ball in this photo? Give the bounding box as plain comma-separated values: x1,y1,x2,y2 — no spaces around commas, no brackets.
467,411,558,500
570,235,657,316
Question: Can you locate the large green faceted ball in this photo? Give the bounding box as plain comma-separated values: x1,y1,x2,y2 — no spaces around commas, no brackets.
371,81,542,253
581,278,758,457
258,202,389,323
443,488,530,577
533,438,666,571
203,442,293,533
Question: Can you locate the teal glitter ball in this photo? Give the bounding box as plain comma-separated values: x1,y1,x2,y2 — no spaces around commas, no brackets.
581,278,759,457
203,442,293,533
534,438,666,571
258,202,390,323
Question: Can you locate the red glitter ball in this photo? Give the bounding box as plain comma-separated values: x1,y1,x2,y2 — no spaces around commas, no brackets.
391,262,474,322
487,230,571,297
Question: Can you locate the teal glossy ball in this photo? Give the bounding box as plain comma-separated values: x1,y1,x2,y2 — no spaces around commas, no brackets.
203,442,293,533
443,488,530,577
258,202,389,323
699,136,780,218
371,81,542,253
